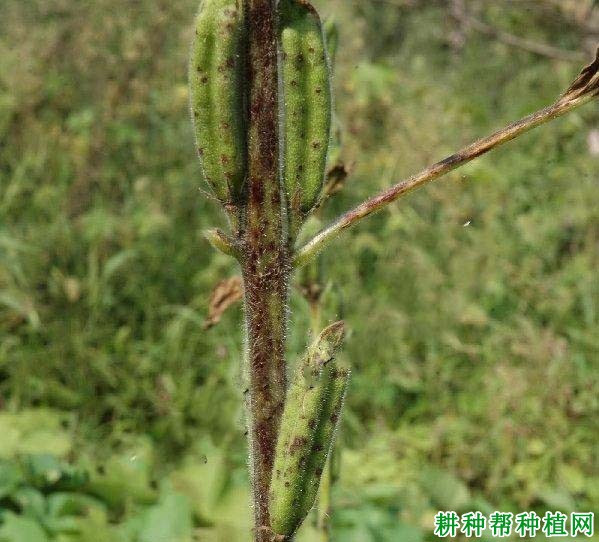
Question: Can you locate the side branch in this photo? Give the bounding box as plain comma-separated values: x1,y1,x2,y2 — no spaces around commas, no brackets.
294,49,599,267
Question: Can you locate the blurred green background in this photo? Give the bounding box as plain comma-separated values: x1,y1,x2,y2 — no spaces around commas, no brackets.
1,0,598,540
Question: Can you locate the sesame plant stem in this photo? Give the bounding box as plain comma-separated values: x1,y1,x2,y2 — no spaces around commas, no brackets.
294,64,599,267
190,1,596,530
241,1,290,540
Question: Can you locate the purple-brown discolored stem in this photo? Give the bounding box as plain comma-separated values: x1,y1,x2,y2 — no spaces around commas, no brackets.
241,0,290,539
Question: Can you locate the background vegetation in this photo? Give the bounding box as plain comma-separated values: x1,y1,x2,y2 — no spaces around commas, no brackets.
1,0,597,540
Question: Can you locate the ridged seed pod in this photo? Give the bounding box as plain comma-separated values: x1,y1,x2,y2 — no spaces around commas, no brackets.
189,0,247,204
298,364,348,522
278,0,332,235
270,322,348,539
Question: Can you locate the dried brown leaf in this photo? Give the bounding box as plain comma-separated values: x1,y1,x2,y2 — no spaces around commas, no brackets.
324,162,351,197
204,276,243,330
561,46,599,102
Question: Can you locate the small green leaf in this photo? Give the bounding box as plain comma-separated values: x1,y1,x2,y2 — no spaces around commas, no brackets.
138,492,193,542
420,468,471,511
0,461,23,499
22,454,88,491
0,513,48,542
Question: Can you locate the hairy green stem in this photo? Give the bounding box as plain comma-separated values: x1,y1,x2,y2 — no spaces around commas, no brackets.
242,0,289,540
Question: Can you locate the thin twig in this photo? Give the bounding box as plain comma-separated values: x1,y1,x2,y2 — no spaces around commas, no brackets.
543,0,599,35
455,10,585,62
294,49,599,267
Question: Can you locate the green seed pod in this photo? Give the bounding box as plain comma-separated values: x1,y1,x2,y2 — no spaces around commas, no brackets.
299,365,348,521
189,0,246,204
278,0,332,235
270,321,347,539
